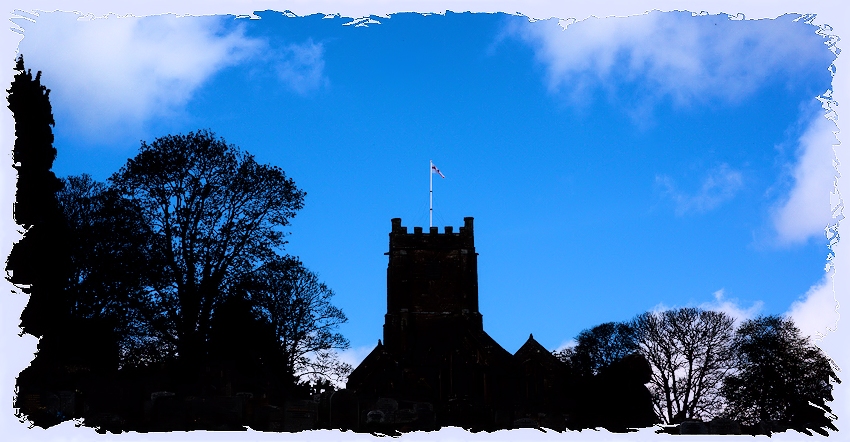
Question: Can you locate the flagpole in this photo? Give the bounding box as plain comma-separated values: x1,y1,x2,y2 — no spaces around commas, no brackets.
429,160,433,228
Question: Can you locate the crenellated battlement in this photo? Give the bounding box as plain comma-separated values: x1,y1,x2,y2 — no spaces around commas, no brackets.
389,217,475,250
391,217,473,235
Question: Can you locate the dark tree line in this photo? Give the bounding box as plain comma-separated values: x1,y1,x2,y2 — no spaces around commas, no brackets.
556,308,839,435
6,56,350,430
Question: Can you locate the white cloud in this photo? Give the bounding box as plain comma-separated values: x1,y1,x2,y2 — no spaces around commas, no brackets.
645,290,762,325
512,12,829,107
16,12,259,141
773,115,840,245
553,339,576,353
336,344,376,373
699,288,763,326
656,163,744,215
786,270,839,341
514,12,840,245
15,12,327,143
295,345,375,388
649,301,673,314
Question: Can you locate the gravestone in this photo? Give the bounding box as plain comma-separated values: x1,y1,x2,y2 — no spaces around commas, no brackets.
56,390,75,418
329,389,359,430
255,405,283,431
513,417,539,429
375,397,398,424
284,400,318,432
679,420,709,434
709,417,741,434
150,392,184,430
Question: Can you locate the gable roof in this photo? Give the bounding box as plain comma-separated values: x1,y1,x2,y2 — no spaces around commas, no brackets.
514,333,567,373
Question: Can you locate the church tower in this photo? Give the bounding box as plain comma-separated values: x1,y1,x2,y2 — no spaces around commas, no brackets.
348,216,548,431
383,217,482,352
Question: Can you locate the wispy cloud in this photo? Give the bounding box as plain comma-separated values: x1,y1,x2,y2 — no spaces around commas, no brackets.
510,12,831,108
647,289,762,325
772,114,840,245
785,270,839,341
699,289,763,326
553,339,576,353
510,11,839,244
336,344,375,372
271,39,328,94
14,12,327,143
656,164,744,215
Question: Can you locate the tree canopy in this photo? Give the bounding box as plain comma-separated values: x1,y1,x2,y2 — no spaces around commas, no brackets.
722,315,839,435
109,130,306,366
555,321,637,377
56,174,159,364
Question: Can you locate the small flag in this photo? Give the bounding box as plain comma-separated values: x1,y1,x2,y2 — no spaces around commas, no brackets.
431,162,445,178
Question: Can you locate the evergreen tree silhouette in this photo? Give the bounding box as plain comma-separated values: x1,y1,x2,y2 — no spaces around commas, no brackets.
7,55,61,229
207,293,295,401
6,54,72,338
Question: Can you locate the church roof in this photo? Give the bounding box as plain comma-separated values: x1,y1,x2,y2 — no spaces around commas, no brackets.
514,333,567,372
347,339,394,388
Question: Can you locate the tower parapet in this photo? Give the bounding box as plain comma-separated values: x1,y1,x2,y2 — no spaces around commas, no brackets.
390,217,474,243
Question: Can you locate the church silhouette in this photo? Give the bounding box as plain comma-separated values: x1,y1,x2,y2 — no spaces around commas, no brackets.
344,217,653,432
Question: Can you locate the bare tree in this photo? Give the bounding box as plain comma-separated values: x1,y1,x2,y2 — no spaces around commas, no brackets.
109,130,305,365
245,255,351,384
631,308,735,423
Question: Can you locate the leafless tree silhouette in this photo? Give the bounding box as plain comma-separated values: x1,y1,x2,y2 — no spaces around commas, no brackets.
631,308,735,423
245,255,351,384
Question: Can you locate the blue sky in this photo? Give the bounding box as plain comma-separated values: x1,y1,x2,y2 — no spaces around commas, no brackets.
7,9,841,364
